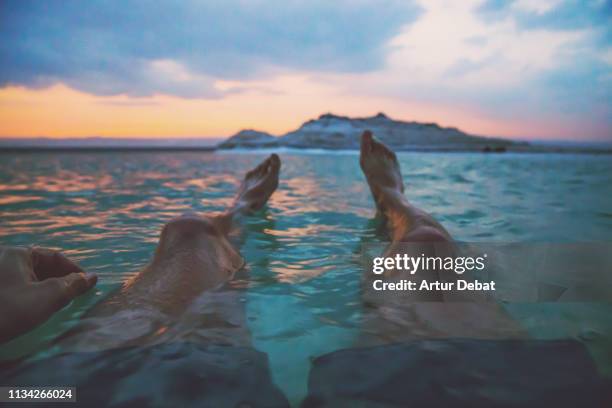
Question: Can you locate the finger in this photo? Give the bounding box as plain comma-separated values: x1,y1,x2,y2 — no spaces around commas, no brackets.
57,272,98,301
33,272,98,311
30,247,84,281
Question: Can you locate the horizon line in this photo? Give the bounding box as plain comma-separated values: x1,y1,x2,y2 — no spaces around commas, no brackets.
1,135,610,144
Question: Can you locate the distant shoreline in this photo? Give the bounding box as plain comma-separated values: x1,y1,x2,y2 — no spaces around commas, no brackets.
1,145,610,155
0,146,217,153
1,110,610,154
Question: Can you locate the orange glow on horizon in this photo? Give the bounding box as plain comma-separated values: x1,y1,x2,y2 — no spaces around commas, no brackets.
0,83,600,141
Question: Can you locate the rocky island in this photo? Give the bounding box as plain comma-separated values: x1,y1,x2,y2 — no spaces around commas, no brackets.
218,113,522,152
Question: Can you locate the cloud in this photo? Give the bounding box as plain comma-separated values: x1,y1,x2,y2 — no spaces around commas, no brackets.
472,0,611,130
478,0,611,40
300,0,610,138
0,0,609,139
0,0,421,98
368,0,597,90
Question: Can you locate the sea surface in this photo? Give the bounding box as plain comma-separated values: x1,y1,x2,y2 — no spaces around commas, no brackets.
0,150,611,403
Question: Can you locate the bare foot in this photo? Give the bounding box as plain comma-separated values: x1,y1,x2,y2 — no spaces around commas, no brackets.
359,131,406,215
233,153,281,214
359,131,450,242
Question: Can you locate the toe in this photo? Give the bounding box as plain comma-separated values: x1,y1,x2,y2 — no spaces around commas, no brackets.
262,157,271,174
253,157,270,176
360,130,374,154
269,153,281,173
369,135,396,162
380,142,397,162
360,131,374,169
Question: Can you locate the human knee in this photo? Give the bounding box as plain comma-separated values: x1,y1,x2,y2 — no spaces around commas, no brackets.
403,226,450,243
160,215,221,247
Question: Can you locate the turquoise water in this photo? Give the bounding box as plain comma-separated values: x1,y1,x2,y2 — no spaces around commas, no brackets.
1,151,611,402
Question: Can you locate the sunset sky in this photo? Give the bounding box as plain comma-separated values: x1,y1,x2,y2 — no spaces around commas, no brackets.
1,0,610,141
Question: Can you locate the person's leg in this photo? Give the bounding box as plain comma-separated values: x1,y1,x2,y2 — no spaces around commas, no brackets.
303,134,606,407
57,154,281,351
360,130,451,245
358,132,524,343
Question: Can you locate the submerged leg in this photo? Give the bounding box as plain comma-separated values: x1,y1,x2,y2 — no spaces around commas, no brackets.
360,130,450,302
358,131,524,343
57,154,281,351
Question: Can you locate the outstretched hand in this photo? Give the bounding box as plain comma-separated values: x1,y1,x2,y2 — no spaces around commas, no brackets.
0,246,97,343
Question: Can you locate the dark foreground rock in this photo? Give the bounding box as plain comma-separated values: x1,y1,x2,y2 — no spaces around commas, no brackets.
302,339,612,407
1,343,289,407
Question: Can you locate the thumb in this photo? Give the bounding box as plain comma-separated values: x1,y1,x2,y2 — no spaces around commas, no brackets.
2,273,97,343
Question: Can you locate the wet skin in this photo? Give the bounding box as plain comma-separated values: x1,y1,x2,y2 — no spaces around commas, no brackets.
0,247,97,344
358,131,525,344
2,141,522,348
55,154,281,351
